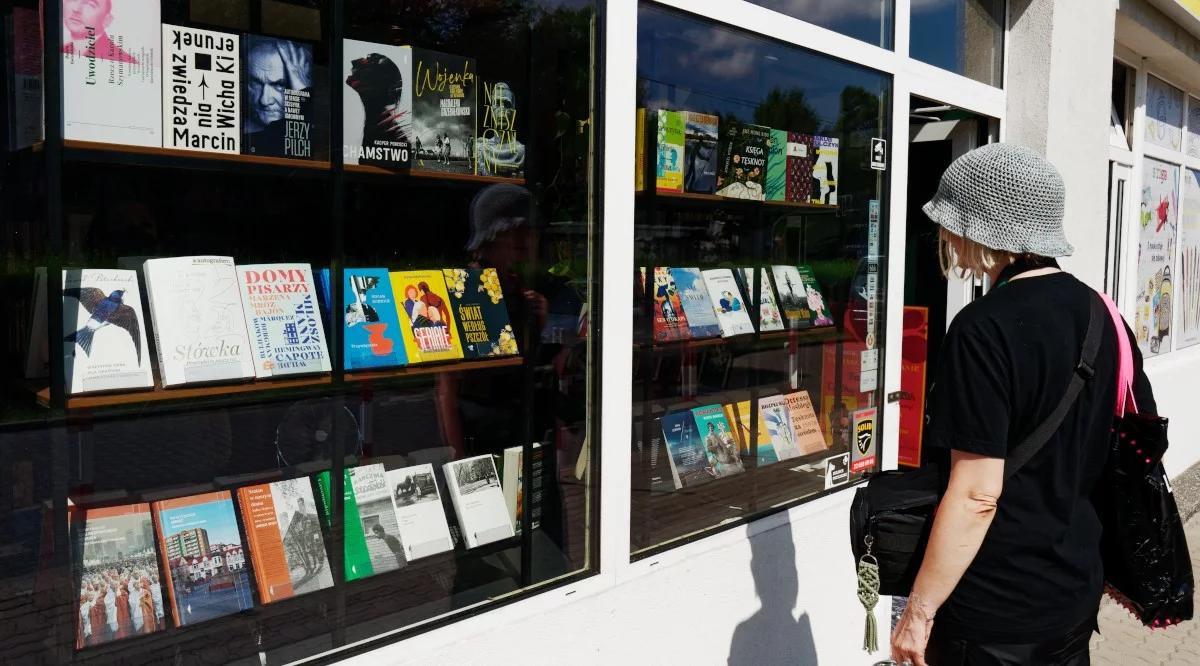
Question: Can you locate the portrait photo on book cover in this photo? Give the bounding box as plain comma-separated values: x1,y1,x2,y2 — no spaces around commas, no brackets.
393,469,439,507
273,489,328,593
63,0,140,64
244,36,314,157
454,458,500,496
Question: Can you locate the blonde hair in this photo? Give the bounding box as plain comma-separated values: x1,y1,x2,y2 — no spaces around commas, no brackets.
938,226,1015,280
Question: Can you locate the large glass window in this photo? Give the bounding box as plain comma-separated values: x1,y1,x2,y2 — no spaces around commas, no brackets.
1,1,598,662
744,0,894,50
910,0,1004,87
632,3,890,556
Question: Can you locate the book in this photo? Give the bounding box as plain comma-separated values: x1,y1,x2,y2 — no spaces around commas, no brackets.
25,267,48,379
162,24,241,154
62,0,161,147
343,268,408,370
655,109,685,193
410,48,477,175
152,491,253,627
811,135,839,205
342,39,413,168
62,269,154,394
701,268,756,337
797,265,835,326
690,404,744,478
635,108,646,192
497,443,546,534
391,270,466,363
475,79,525,178
649,266,691,342
786,133,839,204
443,455,515,549
733,399,778,466
759,394,803,461
237,478,333,604
771,265,813,329
715,120,769,200
784,390,828,456
683,111,719,194
73,503,165,649
143,256,256,386
660,410,712,488
442,268,519,359
669,267,721,339
722,403,744,452
736,267,785,332
385,465,454,561
315,465,406,581
8,7,43,150
242,35,320,159
765,128,787,201
236,263,331,378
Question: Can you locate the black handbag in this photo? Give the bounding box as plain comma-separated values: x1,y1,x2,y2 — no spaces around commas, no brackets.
850,294,1104,597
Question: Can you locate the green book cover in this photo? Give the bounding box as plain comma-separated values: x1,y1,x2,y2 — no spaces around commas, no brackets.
655,110,685,192
316,469,374,581
765,129,787,202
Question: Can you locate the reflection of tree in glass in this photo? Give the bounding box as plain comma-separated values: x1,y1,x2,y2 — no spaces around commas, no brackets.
752,87,819,134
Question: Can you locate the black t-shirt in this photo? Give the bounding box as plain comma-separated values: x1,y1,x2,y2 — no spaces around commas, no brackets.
925,271,1156,642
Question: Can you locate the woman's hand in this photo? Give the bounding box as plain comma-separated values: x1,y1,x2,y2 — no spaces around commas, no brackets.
890,593,935,666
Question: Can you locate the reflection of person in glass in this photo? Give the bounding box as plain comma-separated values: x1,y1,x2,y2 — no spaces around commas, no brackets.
245,38,312,149
63,0,137,63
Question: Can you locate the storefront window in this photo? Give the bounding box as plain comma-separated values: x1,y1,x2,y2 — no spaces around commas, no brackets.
744,0,894,50
910,0,1004,87
1145,75,1185,152
632,3,890,556
2,0,598,662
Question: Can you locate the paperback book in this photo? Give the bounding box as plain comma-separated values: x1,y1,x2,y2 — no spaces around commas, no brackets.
62,269,153,394
690,404,744,478
661,410,712,488
162,24,240,154
669,267,721,339
143,256,256,386
784,390,828,456
786,133,839,205
237,477,333,604
797,265,834,326
736,267,785,332
391,270,466,363
343,268,408,370
62,0,161,147
442,268,519,359
475,79,525,178
386,464,454,561
236,263,331,378
497,443,547,534
759,394,802,461
73,503,165,649
683,111,719,194
242,35,321,159
655,109,685,193
410,48,477,174
701,268,756,337
443,455,515,549
765,128,787,202
152,491,253,627
715,120,769,201
810,135,839,206
649,266,691,342
733,399,778,466
771,265,814,329
316,465,406,581
342,39,413,168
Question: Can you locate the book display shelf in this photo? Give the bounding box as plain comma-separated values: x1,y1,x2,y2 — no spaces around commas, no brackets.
0,1,598,664
630,4,890,557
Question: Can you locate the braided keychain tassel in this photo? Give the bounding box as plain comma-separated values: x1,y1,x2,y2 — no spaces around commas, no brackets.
857,552,881,653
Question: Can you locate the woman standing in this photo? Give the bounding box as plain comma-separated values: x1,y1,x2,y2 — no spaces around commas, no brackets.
889,143,1156,665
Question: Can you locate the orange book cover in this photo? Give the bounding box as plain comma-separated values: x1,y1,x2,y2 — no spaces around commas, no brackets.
238,478,332,604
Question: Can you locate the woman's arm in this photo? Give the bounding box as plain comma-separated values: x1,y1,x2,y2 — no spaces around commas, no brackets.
891,450,1005,666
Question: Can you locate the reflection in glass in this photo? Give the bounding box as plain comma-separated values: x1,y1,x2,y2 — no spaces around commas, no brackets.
910,0,1004,87
745,0,894,50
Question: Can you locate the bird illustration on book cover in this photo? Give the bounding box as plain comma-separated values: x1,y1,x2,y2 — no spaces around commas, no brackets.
65,288,142,364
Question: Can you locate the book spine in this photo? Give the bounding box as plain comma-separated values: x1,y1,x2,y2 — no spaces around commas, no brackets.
635,109,645,192
143,264,169,386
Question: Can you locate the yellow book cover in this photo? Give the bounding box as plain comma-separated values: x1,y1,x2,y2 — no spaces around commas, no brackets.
733,399,778,465
390,270,466,363
635,108,646,192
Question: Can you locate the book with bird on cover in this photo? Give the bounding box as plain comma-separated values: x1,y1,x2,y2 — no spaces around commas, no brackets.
316,464,407,581
143,256,256,386
236,263,331,378
62,269,153,394
237,477,333,604
386,464,454,561
390,270,465,364
342,268,407,370
442,268,519,359
443,455,514,549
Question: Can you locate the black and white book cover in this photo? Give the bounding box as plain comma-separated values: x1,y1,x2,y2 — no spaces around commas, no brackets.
443,455,513,549
342,39,413,168
62,269,153,394
410,48,476,175
243,35,322,160
162,24,240,154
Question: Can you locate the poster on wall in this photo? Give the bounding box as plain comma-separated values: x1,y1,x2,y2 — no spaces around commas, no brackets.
162,25,241,154
1137,158,1179,356
898,307,930,468
1179,169,1200,349
1145,75,1184,152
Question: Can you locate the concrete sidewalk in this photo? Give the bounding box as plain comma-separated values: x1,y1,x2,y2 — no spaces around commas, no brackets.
1091,512,1200,665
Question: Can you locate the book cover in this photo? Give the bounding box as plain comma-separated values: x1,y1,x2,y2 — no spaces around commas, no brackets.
443,455,515,549
701,269,755,337
655,109,684,193
722,403,745,454
736,267,785,332
733,399,778,466
771,265,814,329
811,135,839,205
797,265,835,326
391,270,466,364
661,410,712,488
342,39,413,168
410,48,477,174
343,268,408,370
475,79,525,178
62,0,161,147
237,478,332,605
497,443,547,534
315,469,368,581
347,464,407,574
785,131,814,203
242,35,321,159
765,128,787,202
162,24,240,154
152,491,253,627
759,394,802,461
143,257,256,386
442,268,519,359
61,269,153,394
74,503,165,649
715,120,769,201
669,267,721,338
690,404,744,478
236,263,331,378
683,111,719,194
386,464,454,561
649,266,691,342
784,390,828,456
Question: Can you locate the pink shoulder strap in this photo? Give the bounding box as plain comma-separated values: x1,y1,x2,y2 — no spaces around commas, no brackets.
1097,292,1138,416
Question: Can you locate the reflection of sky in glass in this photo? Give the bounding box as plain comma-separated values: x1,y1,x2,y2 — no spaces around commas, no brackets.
910,0,1003,86
745,0,894,48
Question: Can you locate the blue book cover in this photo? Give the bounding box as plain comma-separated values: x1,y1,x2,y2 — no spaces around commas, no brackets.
442,268,520,359
690,404,744,478
343,268,407,370
317,268,333,337
669,267,722,339
660,410,712,489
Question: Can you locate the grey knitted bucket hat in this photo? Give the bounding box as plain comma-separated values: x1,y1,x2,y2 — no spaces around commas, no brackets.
922,142,1073,257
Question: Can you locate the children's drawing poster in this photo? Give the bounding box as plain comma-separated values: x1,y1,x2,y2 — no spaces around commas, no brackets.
1137,157,1178,356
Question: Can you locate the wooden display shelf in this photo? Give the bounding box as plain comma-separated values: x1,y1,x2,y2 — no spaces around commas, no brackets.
61,139,332,171
344,355,524,381
33,374,333,410
639,189,838,210
344,163,525,185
